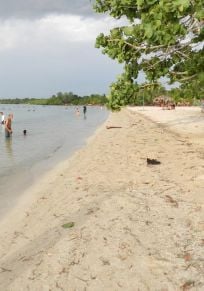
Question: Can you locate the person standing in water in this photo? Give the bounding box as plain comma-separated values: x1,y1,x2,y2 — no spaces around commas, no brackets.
83,105,87,118
5,113,13,138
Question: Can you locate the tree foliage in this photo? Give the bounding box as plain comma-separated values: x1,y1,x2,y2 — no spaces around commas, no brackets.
94,0,204,109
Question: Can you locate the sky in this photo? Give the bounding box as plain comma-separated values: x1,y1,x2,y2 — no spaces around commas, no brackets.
0,0,127,98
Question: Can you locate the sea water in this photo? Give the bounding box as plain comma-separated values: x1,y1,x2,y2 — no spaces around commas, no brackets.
0,104,108,217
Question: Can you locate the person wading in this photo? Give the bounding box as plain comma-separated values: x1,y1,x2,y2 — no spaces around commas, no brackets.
5,114,13,138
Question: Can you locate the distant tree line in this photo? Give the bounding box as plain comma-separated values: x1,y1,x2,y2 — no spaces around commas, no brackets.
0,92,108,106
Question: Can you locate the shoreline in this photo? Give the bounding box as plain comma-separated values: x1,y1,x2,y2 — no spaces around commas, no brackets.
0,113,110,224
0,107,203,290
0,108,110,219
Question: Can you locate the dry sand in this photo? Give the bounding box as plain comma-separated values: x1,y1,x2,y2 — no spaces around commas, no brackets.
0,106,203,290
128,106,204,145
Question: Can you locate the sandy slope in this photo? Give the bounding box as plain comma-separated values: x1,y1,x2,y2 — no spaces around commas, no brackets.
0,107,203,290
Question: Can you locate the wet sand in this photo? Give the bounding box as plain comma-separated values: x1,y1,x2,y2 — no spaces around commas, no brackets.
0,107,203,290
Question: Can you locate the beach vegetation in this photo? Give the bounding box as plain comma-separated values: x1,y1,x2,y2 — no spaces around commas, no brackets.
94,0,204,110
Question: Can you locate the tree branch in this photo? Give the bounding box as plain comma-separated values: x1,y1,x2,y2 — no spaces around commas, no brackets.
179,74,197,82
140,83,159,89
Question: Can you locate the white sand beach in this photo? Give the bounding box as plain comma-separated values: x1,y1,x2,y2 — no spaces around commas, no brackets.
0,106,203,290
128,106,204,145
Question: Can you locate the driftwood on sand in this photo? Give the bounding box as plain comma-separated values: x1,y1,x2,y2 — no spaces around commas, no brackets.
106,126,122,129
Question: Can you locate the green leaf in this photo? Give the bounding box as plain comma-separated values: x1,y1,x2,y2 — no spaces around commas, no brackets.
178,5,184,12
137,0,144,7
62,222,75,229
155,20,161,27
123,26,134,36
144,24,153,38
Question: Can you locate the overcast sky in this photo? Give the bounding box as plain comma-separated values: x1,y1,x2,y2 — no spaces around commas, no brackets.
0,0,127,98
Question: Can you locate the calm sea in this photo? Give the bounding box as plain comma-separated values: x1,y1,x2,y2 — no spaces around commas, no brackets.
0,104,109,217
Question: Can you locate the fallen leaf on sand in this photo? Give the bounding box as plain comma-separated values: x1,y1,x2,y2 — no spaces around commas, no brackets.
62,222,75,229
165,195,179,207
106,125,122,129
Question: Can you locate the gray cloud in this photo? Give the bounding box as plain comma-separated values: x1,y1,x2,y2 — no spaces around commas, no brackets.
0,0,96,19
0,41,123,98
0,1,128,98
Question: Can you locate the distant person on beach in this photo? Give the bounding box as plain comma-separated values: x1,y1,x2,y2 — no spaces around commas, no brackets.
83,105,87,117
0,112,5,124
5,114,13,138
